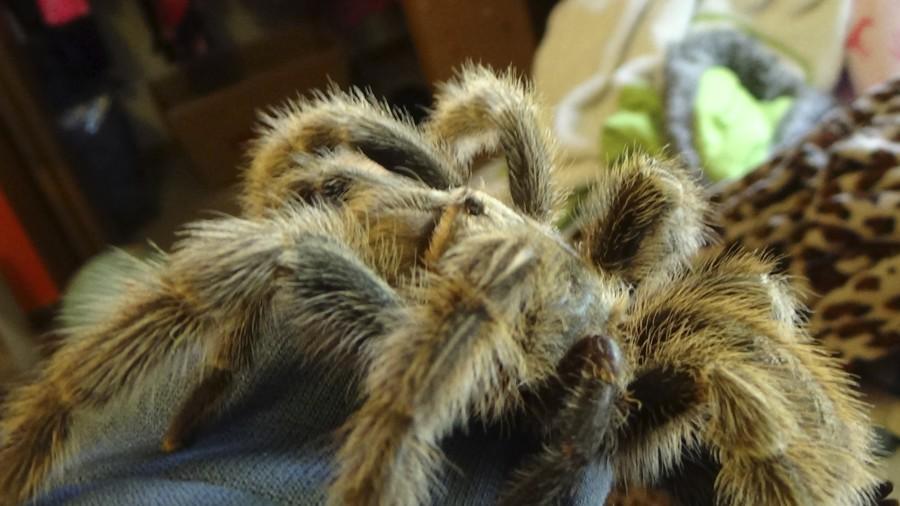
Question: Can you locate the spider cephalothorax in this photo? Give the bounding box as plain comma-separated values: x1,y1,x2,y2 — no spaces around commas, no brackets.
0,65,884,506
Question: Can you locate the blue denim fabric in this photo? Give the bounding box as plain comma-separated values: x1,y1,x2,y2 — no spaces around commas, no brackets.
29,325,613,505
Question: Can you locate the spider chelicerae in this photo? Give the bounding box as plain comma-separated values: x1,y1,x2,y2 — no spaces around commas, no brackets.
0,65,884,506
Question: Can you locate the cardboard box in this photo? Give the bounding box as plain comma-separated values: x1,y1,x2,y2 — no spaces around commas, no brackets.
151,27,348,186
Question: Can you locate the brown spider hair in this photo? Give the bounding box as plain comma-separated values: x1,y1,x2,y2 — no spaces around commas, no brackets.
0,64,883,506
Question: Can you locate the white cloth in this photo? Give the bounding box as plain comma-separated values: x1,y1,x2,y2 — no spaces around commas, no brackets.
532,0,851,188
533,0,691,187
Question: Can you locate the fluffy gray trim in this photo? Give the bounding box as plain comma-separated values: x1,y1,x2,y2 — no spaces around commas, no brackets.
663,29,834,172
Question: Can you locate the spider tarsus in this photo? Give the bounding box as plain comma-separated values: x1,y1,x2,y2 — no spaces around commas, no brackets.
163,366,236,453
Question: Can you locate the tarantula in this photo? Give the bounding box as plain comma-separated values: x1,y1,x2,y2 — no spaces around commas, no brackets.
0,65,884,506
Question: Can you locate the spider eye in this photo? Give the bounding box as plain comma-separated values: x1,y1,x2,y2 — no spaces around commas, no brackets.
463,196,484,216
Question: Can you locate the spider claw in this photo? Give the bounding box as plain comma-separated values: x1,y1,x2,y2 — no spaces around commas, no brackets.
589,334,623,381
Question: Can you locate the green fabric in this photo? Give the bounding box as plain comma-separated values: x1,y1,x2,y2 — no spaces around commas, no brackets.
693,66,793,182
598,83,665,165
572,84,666,231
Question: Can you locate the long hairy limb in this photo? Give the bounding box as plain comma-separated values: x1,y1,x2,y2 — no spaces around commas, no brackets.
615,249,881,506
248,149,451,213
163,226,402,452
0,217,278,503
572,155,710,287
426,63,560,222
244,87,463,215
330,233,538,506
0,207,396,504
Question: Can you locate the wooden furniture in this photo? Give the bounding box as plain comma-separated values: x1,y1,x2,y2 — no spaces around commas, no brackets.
151,27,349,186
401,0,537,84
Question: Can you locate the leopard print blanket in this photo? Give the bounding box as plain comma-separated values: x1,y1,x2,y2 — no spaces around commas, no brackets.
711,76,900,389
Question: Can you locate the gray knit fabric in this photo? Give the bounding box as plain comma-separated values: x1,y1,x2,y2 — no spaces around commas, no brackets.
664,29,834,172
